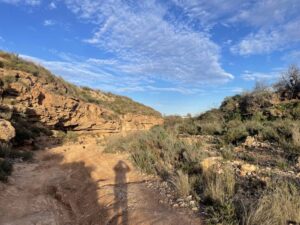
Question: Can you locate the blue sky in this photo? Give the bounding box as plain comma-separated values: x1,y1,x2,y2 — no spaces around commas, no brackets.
0,0,300,115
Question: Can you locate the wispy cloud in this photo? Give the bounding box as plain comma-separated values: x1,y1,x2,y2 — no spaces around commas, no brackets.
241,69,283,81
170,0,249,29
49,2,57,10
282,50,300,63
64,0,233,85
230,0,300,55
168,0,300,56
43,20,55,26
20,53,204,94
0,0,40,6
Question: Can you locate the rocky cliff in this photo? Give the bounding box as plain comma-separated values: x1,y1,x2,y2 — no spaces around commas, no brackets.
0,51,163,142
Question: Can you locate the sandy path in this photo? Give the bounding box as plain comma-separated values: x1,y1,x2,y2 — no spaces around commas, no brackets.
0,138,201,225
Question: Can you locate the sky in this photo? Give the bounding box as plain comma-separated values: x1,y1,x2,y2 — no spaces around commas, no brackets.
0,0,300,115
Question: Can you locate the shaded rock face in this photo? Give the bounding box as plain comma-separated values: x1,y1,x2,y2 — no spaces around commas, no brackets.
0,119,15,142
0,69,163,134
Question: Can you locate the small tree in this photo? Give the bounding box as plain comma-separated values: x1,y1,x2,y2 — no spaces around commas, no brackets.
275,65,300,99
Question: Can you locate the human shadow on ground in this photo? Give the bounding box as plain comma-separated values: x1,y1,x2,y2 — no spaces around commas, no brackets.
109,160,131,225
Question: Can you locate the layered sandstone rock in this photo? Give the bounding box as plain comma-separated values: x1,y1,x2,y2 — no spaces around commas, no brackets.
0,68,162,134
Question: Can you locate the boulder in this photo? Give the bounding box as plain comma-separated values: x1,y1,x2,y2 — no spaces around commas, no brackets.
0,119,15,142
243,136,256,148
240,163,257,176
200,157,222,173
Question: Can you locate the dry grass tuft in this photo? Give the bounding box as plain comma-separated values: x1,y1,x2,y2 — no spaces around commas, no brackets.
170,170,190,198
203,165,236,205
243,182,300,225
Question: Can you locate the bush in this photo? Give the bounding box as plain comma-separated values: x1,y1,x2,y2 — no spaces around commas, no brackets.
291,103,300,119
105,126,206,177
203,165,237,225
197,109,225,135
244,120,264,136
203,165,236,205
0,143,12,158
131,150,157,174
169,170,191,198
239,91,273,119
0,159,12,182
63,131,79,143
224,120,249,144
243,182,300,225
176,117,200,135
275,65,300,100
260,120,300,156
220,95,242,121
0,143,33,161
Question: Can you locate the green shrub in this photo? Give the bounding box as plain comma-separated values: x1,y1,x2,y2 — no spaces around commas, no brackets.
0,159,13,182
239,91,273,119
245,120,264,136
0,143,33,161
105,126,206,177
63,131,79,143
260,125,280,143
261,120,300,155
220,95,242,121
0,143,12,158
224,120,249,144
131,150,157,174
177,118,200,135
199,121,224,135
291,103,300,119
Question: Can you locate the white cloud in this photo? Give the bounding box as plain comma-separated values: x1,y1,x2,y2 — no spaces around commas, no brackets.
0,36,4,42
282,50,300,63
64,0,233,85
170,0,249,29
49,2,56,9
0,0,40,6
241,69,283,81
231,20,300,55
20,53,204,94
43,20,55,26
230,0,300,55
169,0,300,56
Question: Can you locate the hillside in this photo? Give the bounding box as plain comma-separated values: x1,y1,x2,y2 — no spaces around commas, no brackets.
1,49,300,225
105,66,300,225
0,51,162,136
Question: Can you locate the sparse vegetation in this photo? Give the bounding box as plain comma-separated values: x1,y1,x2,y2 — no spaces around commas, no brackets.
1,49,300,224
243,182,300,225
105,65,300,224
106,126,205,177
0,143,33,182
202,165,237,225
170,170,191,198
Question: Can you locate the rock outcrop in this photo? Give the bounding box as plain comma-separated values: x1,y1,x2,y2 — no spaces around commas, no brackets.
0,119,15,142
0,56,163,135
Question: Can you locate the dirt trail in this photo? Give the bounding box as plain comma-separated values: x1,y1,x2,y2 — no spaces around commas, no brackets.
0,138,201,225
